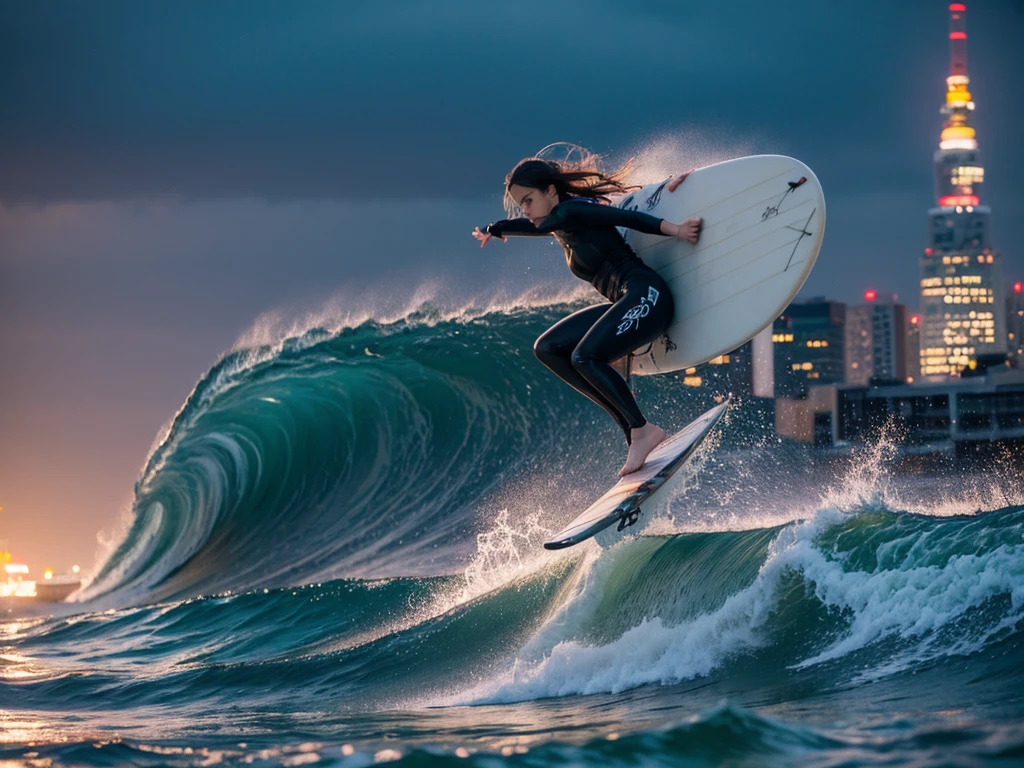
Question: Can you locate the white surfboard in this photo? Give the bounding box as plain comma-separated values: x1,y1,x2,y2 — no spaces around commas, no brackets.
616,155,825,376
543,402,728,550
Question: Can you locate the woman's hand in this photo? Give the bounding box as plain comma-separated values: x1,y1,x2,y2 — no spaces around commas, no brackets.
674,216,703,244
666,169,695,193
664,171,701,243
472,227,506,247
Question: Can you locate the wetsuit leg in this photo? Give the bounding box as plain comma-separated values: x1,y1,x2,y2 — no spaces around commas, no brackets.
571,273,675,431
533,304,636,442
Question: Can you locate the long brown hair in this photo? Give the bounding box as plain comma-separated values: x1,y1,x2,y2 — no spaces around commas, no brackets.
502,149,640,218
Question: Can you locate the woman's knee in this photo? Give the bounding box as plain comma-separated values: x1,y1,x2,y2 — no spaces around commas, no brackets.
534,335,564,364
570,343,600,370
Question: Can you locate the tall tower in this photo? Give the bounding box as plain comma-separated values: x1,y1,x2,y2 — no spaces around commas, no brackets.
918,2,1006,379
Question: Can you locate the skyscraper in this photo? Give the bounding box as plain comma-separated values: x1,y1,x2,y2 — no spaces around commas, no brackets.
918,2,1006,379
845,291,910,386
773,298,846,397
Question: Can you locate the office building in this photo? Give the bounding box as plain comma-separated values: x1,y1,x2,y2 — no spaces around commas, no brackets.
773,298,846,397
845,291,910,385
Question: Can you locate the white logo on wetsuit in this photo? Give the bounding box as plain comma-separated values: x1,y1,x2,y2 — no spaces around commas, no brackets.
616,286,660,336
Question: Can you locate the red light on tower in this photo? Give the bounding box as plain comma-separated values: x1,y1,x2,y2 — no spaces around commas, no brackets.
864,289,877,301
925,247,934,256
910,315,920,325
939,194,980,207
1015,282,1023,293
949,3,966,10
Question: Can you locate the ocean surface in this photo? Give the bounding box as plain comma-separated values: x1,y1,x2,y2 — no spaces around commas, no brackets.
3,301,1023,767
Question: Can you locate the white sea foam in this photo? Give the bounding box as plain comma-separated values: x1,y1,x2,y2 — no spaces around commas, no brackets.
793,530,1024,679
443,395,1024,704
454,499,1024,703
458,510,565,603
452,512,836,703
232,281,595,360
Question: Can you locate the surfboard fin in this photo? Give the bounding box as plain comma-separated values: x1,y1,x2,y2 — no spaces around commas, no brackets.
617,508,641,531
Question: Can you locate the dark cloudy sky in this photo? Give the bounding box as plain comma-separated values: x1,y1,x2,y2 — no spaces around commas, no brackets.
1,0,1022,576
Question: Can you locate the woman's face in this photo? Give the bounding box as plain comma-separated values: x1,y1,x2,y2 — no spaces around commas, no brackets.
509,183,558,223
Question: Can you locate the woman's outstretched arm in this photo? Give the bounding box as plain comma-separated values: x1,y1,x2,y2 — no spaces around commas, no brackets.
485,218,551,238
558,200,667,236
471,217,552,247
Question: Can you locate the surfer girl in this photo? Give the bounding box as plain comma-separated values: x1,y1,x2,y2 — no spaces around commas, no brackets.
472,155,702,476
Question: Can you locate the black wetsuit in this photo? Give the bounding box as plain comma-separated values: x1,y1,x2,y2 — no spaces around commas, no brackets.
485,198,676,444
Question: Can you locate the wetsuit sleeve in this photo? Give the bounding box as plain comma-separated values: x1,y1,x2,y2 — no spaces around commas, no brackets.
563,203,666,235
485,218,550,238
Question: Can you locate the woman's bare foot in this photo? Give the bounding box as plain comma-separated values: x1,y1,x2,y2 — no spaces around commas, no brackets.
619,423,666,476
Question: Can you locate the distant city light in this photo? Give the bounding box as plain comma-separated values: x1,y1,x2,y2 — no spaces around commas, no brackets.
940,195,980,208
864,289,877,301
1015,282,1023,293
925,248,933,256
911,315,920,325
939,139,978,151
949,3,965,10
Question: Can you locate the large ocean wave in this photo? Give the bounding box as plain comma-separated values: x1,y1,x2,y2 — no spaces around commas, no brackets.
6,301,1014,720
76,301,738,605
9,506,1023,717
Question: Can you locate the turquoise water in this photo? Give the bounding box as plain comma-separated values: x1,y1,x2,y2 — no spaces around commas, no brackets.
3,302,1022,767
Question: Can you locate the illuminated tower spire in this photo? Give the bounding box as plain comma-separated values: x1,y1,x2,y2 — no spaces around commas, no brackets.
918,2,1005,379
936,2,983,207
948,2,967,77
